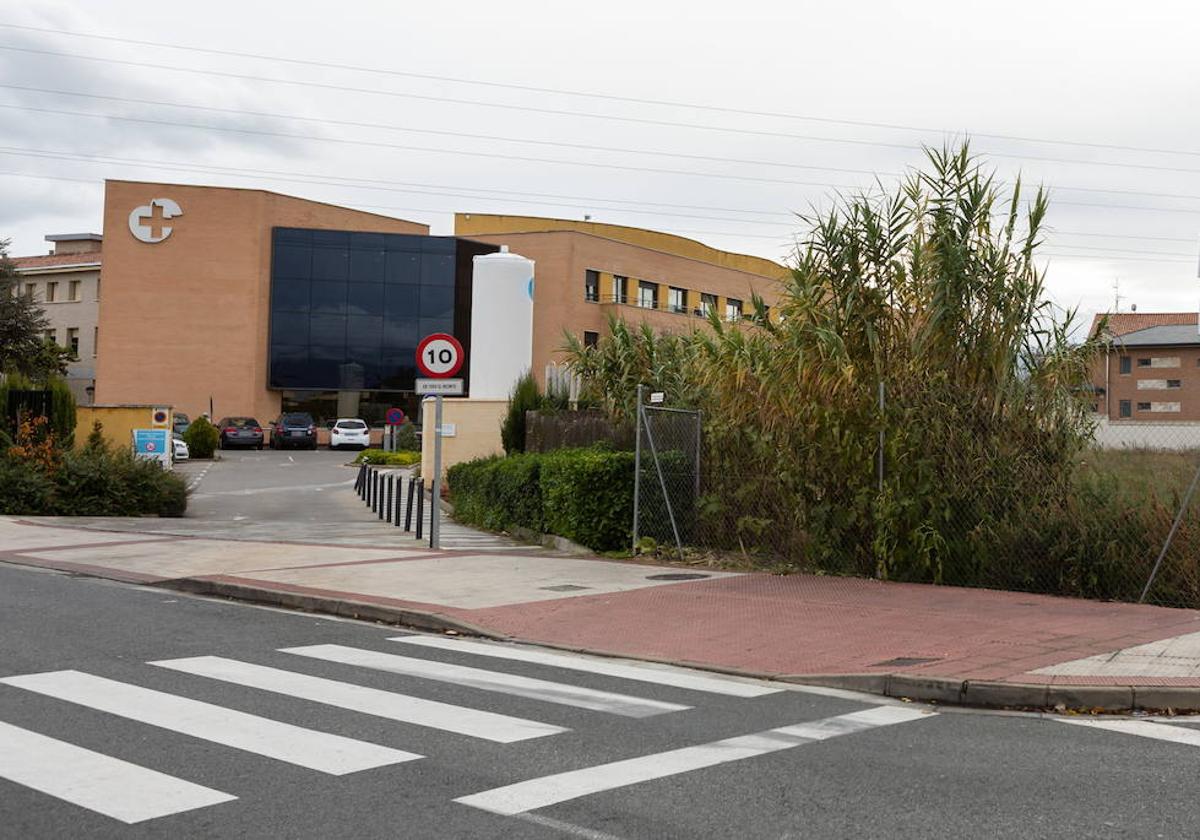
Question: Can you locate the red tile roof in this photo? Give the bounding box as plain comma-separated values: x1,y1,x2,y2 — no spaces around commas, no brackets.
1090,311,1196,339
8,251,102,270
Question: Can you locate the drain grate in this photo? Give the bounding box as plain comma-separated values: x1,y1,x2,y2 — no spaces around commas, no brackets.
539,584,591,592
870,656,941,667
645,573,711,581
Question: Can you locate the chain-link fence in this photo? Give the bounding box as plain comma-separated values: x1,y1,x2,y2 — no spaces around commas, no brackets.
633,385,1200,609
633,388,700,555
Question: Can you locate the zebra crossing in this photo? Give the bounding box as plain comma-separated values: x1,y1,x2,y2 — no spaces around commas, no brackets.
0,634,930,827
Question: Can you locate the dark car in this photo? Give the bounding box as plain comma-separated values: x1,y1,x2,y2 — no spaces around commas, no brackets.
172,412,190,436
269,412,317,450
216,417,264,450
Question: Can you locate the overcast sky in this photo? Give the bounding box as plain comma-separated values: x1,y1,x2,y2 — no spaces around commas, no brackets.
2,0,1198,334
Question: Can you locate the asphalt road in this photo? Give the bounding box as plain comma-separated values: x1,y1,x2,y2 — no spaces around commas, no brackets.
3,563,1200,839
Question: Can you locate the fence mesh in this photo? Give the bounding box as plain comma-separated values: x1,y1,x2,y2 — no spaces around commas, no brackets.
635,393,1200,609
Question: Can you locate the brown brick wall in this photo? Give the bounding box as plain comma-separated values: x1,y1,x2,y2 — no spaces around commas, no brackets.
1094,346,1200,421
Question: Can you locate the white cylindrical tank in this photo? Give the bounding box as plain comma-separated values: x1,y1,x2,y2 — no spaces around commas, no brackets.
469,246,535,398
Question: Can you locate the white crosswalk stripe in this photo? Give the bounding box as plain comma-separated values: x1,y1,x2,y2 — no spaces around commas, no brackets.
393,636,784,698
281,644,691,717
455,706,935,816
1056,717,1200,746
0,720,235,824
150,656,568,743
0,670,419,775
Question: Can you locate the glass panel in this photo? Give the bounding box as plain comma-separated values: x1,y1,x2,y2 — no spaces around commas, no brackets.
349,249,386,283
274,244,312,278
346,315,383,346
347,283,383,316
270,311,309,345
309,315,347,345
384,284,419,317
312,247,349,281
385,251,420,284
272,278,310,311
421,254,455,287
310,282,347,315
419,286,455,319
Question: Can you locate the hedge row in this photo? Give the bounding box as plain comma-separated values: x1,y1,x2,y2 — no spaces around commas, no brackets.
355,450,421,466
447,448,634,551
0,448,187,517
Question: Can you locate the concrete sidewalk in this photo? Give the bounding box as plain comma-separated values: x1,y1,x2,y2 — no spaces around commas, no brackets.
5,515,1200,710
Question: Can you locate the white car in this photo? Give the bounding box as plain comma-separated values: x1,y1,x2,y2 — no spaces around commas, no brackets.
172,434,190,461
329,418,370,450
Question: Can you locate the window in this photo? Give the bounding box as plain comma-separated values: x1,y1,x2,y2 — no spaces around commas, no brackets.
637,280,658,310
42,328,55,343
612,275,628,304
1137,358,1151,367
67,328,79,356
1168,379,1182,389
668,287,686,314
93,326,98,357
726,298,743,322
68,280,81,302
583,330,599,348
1119,400,1131,418
45,281,57,303
1119,356,1131,375
1137,402,1151,411
1150,356,1181,368
23,282,34,300
95,277,101,301
700,293,717,317
584,270,600,302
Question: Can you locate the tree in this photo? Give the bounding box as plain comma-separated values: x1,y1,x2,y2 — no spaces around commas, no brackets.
0,239,74,380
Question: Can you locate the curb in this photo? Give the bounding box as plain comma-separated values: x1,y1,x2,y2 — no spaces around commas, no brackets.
158,577,509,640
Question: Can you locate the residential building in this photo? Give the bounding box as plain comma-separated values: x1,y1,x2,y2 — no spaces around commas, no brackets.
1091,312,1200,421
10,233,103,404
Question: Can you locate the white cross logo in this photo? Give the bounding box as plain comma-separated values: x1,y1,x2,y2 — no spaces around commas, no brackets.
128,198,183,244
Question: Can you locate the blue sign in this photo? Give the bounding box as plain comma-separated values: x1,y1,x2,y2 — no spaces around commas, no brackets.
133,429,171,466
385,407,406,426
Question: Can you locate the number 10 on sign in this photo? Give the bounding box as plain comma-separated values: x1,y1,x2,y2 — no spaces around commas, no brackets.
416,333,464,378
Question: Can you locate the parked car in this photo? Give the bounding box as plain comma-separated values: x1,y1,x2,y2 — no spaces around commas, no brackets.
216,417,264,450
172,432,190,462
269,412,317,450
172,412,190,436
329,418,370,450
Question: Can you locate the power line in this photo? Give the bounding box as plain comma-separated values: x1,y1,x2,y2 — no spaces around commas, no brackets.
6,44,1200,179
8,83,1200,204
5,22,1200,161
5,102,1200,221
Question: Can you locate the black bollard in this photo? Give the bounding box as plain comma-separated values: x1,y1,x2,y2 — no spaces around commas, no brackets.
404,476,415,531
415,479,424,540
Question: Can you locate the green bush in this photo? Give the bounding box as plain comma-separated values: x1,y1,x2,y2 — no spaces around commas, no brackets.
0,447,188,517
501,371,542,455
393,421,419,452
448,453,544,533
354,450,421,466
448,447,634,550
541,449,635,551
183,416,219,459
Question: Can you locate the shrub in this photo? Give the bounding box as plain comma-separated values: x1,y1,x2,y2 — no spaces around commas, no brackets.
46,377,76,443
0,456,53,514
500,371,542,455
183,416,219,459
354,450,421,466
448,453,544,532
448,447,634,550
541,449,635,551
393,421,419,452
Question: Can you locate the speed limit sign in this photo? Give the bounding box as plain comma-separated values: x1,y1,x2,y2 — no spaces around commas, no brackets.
416,333,465,378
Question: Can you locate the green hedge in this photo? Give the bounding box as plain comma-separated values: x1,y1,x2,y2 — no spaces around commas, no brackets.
447,448,634,550
355,450,421,466
0,446,187,517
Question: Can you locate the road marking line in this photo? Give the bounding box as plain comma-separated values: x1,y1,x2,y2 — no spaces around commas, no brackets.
151,656,566,743
0,720,235,824
455,706,934,816
392,636,782,698
0,670,419,775
1057,717,1200,747
280,644,690,718
512,812,630,840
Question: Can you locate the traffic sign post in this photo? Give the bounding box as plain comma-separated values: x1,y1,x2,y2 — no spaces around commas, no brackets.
415,333,465,551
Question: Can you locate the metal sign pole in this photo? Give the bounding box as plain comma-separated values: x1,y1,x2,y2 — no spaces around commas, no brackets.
430,394,443,550
632,384,643,552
